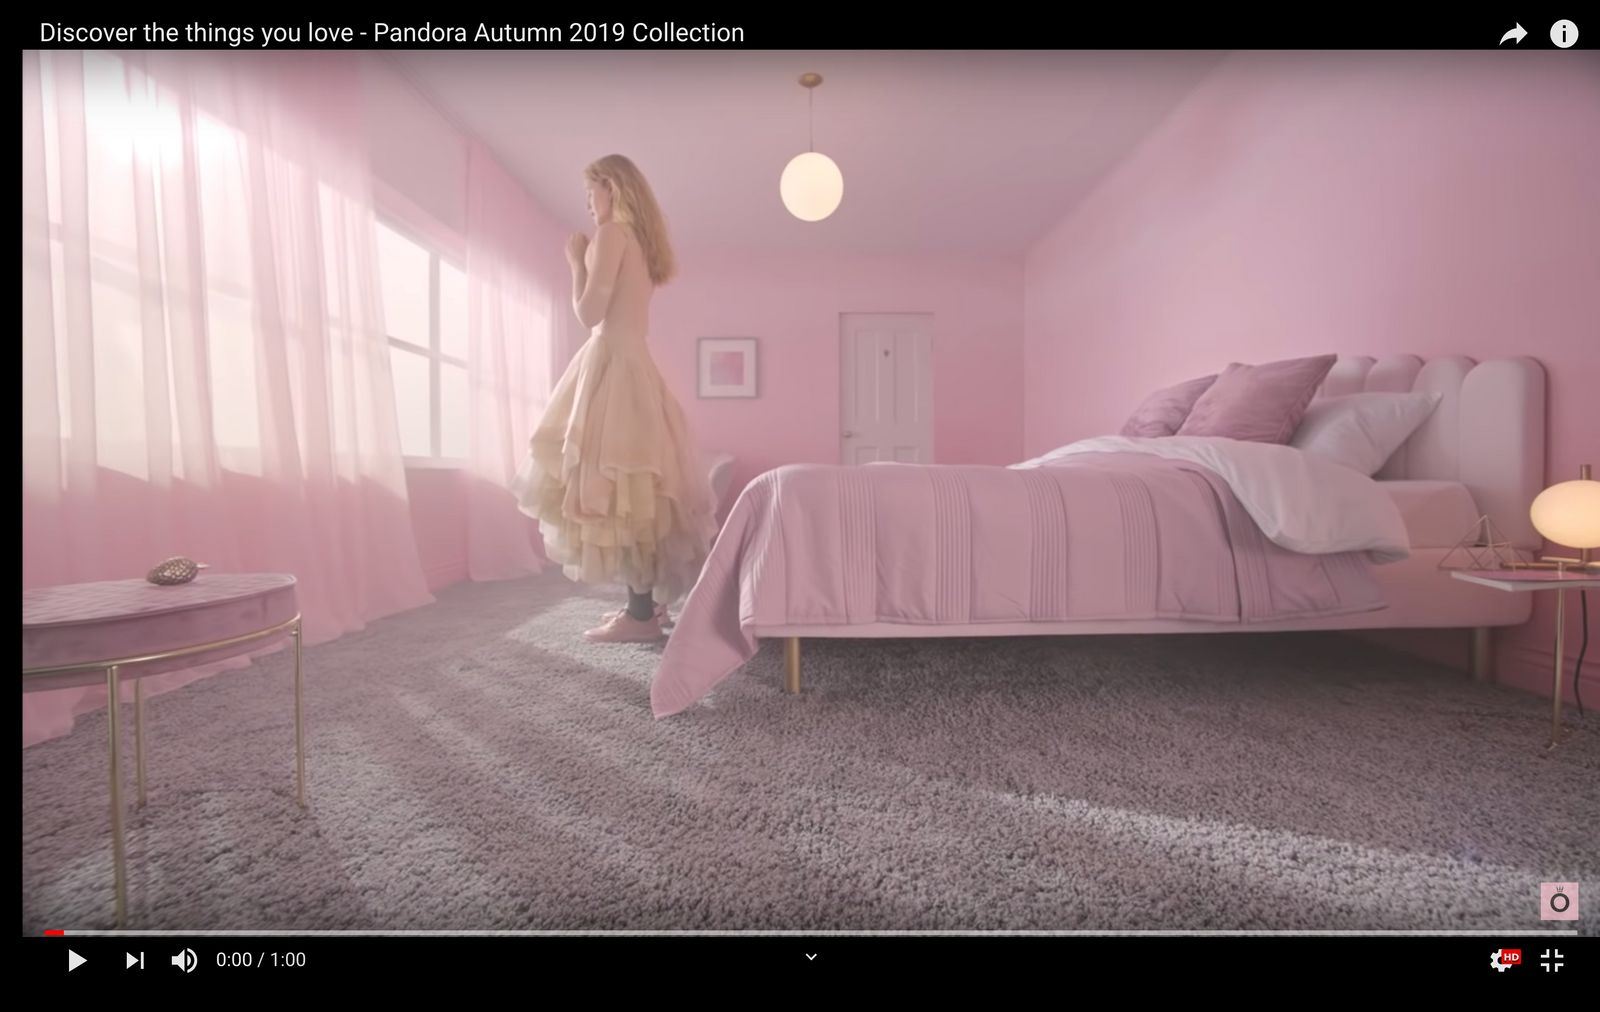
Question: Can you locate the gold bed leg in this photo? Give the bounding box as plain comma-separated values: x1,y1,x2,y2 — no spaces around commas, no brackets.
1471,627,1493,682
784,637,802,695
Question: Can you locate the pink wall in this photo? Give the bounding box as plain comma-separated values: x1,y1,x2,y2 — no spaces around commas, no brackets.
650,251,1025,499
1022,52,1600,700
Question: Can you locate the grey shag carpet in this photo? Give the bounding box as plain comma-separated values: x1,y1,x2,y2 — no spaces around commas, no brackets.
21,573,1600,934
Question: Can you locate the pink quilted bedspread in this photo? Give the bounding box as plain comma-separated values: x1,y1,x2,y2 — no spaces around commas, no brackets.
650,453,1386,717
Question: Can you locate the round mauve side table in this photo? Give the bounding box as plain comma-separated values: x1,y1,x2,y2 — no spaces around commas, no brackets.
22,573,303,927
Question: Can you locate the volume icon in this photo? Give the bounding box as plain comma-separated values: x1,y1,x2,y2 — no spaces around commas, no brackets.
171,948,197,973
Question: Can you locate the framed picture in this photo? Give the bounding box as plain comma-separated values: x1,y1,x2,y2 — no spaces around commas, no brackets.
697,337,759,398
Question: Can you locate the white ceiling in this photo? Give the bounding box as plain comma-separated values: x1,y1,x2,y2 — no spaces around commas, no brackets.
389,50,1224,256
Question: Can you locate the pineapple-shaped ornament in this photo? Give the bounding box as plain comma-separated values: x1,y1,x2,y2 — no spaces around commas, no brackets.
146,556,208,586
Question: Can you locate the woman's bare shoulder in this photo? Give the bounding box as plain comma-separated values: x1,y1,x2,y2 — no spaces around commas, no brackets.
598,221,645,265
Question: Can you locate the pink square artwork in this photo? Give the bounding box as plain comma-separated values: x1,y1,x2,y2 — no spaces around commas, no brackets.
709,351,745,386
698,337,757,397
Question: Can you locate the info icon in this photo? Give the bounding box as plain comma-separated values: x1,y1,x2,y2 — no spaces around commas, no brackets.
1540,882,1579,921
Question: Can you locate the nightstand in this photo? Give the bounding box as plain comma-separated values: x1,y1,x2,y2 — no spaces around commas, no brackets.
1450,568,1599,747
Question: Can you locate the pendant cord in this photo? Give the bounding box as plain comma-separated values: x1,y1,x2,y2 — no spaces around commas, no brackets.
808,87,814,152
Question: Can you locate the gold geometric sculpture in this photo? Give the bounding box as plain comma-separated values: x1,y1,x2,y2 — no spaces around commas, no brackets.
1437,515,1534,570
146,556,207,585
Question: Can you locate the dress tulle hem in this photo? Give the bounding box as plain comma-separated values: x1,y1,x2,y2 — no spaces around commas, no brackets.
509,323,716,604
511,452,712,606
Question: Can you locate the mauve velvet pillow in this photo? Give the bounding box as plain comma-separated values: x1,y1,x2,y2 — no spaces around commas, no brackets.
1176,354,1338,444
1119,374,1218,438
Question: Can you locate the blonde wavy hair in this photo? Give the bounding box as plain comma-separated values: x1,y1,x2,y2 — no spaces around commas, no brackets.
585,154,676,285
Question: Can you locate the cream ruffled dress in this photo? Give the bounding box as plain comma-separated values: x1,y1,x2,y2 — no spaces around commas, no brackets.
510,226,716,606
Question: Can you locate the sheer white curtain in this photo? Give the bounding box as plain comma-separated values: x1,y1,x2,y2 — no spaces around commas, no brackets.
462,139,568,579
22,50,434,745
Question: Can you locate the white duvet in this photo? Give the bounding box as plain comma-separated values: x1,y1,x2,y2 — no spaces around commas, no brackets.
1013,435,1412,563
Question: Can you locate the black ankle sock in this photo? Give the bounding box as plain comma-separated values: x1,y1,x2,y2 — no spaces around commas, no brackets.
626,588,655,622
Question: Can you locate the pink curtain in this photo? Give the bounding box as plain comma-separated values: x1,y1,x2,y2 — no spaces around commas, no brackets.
22,51,434,745
462,140,568,579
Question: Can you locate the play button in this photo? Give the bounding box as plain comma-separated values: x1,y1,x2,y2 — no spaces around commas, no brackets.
68,950,86,972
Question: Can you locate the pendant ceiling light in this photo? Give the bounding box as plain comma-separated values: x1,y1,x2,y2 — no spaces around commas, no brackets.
780,73,843,222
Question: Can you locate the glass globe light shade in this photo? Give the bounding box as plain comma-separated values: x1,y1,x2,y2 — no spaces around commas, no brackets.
1530,478,1600,549
780,151,843,221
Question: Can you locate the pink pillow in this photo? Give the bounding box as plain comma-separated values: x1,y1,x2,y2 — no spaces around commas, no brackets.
1176,354,1338,444
1119,374,1218,438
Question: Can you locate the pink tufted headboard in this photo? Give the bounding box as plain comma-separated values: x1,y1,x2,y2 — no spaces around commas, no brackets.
1316,355,1547,549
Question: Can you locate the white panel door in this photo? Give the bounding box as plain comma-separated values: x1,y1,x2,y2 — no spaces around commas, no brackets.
840,313,933,464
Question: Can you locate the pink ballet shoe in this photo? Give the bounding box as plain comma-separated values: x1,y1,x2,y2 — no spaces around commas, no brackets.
583,611,665,643
600,605,672,628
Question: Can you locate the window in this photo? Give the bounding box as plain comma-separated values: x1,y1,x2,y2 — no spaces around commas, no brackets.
35,53,276,479
376,220,469,465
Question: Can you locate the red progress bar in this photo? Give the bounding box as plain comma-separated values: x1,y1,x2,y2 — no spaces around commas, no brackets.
45,930,64,936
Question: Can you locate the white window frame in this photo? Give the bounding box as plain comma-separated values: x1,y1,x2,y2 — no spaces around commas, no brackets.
378,214,469,470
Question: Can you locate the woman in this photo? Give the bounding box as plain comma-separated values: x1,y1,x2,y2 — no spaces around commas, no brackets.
511,155,716,642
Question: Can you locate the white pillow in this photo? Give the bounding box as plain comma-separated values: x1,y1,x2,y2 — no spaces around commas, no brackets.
1290,391,1442,475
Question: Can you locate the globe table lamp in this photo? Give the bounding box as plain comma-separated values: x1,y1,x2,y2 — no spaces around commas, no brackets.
1530,464,1600,571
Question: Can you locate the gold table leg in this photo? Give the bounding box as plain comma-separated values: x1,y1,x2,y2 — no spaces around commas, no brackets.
22,612,311,927
1550,587,1566,749
134,678,147,808
106,665,127,928
293,621,305,807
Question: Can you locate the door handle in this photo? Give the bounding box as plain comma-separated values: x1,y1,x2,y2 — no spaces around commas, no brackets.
842,430,856,437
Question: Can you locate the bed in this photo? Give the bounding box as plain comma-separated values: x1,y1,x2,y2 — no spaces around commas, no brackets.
650,355,1545,717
